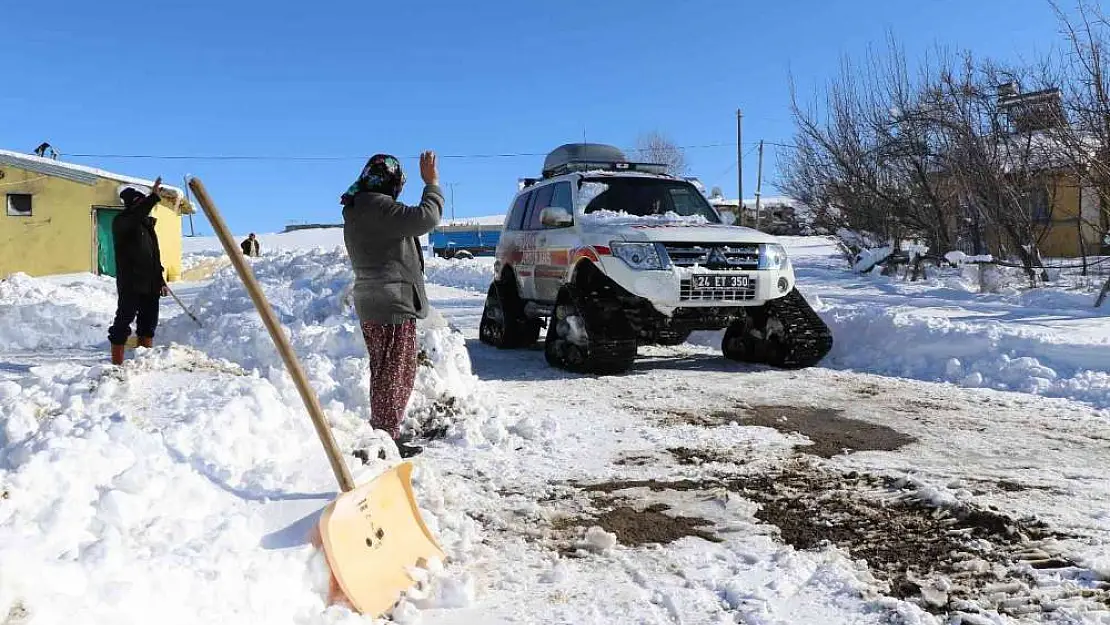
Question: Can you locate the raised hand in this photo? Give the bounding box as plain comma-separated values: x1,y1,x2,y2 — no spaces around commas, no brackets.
419,151,439,186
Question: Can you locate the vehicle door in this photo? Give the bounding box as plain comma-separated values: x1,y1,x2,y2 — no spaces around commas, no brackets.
534,181,577,302
497,189,536,298
517,184,554,300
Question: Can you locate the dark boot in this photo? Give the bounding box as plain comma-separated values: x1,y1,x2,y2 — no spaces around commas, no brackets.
137,336,153,349
111,344,125,365
394,434,423,459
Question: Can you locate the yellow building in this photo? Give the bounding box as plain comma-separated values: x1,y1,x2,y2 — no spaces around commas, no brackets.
0,149,194,281
1026,172,1103,258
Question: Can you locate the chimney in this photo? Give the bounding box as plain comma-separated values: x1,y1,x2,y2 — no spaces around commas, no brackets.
997,81,1020,100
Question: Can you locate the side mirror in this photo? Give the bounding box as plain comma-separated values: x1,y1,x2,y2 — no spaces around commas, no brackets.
540,206,574,228
720,211,737,225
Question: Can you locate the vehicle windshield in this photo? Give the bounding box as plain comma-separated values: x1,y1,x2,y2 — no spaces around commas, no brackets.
579,177,721,223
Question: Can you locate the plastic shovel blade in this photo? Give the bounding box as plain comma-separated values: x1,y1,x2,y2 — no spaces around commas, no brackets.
316,461,445,617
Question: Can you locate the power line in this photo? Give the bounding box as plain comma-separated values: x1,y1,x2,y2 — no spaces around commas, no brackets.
61,142,744,163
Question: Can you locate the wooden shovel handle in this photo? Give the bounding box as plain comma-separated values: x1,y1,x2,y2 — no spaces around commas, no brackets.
188,177,356,492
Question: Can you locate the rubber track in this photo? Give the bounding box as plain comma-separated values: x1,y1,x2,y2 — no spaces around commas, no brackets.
762,288,834,369
549,284,637,375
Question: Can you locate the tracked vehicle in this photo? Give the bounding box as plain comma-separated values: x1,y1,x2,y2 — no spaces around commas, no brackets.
479,143,833,374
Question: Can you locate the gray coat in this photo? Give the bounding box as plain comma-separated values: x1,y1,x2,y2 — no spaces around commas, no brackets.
343,185,444,324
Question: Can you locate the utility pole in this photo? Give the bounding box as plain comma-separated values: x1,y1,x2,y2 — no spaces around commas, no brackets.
754,140,764,230
736,109,744,226
447,182,459,223
183,175,196,237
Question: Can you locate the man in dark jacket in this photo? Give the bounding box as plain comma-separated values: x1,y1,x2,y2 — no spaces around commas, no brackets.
108,178,168,365
240,233,260,257
342,152,443,458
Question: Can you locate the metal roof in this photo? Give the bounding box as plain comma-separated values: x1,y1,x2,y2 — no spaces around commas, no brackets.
0,149,193,214
0,151,100,185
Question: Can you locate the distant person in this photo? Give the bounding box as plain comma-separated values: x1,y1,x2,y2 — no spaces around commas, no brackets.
108,178,169,365
240,233,260,257
341,152,443,458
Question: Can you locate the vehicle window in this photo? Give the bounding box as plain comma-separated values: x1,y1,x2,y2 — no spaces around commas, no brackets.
550,182,573,211
581,178,720,223
525,185,555,230
506,191,532,231
539,182,574,230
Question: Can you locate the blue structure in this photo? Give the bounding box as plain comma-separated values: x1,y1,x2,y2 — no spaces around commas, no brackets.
429,226,502,258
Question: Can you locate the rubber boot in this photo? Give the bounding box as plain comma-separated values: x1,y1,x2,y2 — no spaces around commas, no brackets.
138,337,153,349
394,434,424,459
111,344,125,365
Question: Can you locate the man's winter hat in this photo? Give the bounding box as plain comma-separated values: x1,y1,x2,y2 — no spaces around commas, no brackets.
341,154,406,205
120,187,145,206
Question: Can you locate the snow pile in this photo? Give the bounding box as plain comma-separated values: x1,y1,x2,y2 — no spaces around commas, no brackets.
180,249,226,272
579,209,711,227
183,228,347,255
851,249,878,274
943,251,994,265
0,345,478,624
422,257,496,293
0,273,117,350
160,247,504,444
812,297,1110,406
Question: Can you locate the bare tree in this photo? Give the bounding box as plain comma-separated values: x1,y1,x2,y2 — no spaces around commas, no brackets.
635,132,688,176
780,38,961,255
924,56,1059,283
1048,0,1110,259
781,32,1077,284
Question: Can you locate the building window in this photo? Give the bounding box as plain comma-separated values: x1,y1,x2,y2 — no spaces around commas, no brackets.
1022,186,1051,223
6,194,31,217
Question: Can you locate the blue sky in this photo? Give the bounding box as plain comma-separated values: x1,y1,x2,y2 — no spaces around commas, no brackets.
1,0,1073,235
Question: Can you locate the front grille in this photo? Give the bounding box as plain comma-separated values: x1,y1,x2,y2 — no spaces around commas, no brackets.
679,278,758,301
663,243,760,270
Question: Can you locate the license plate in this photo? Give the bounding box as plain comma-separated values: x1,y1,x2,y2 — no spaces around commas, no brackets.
692,274,749,289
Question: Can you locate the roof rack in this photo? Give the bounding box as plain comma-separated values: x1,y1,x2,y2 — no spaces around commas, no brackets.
543,160,669,178
540,142,668,179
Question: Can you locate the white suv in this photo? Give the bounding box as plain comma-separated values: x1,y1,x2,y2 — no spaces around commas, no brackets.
479,144,832,374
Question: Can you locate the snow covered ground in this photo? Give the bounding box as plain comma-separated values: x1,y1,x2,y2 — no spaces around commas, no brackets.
2,232,1109,624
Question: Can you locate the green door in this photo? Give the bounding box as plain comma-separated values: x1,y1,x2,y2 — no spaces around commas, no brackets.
96,209,121,277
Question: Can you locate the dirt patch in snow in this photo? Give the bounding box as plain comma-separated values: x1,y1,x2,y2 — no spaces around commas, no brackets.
552,461,1107,619
667,446,738,465
577,478,708,494
562,503,722,549
726,460,1107,619
541,480,726,552
3,602,29,625
613,453,657,466
667,404,915,458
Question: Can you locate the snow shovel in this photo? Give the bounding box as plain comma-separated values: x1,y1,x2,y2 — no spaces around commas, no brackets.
165,284,203,327
187,177,445,617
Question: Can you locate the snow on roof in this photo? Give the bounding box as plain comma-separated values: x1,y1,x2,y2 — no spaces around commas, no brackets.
710,196,801,208
438,215,505,228
0,149,193,214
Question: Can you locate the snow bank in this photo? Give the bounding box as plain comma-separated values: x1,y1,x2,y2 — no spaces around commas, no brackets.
183,228,346,255
0,345,478,624
161,248,504,444
689,238,1110,409
0,273,117,350
810,294,1110,406
423,257,495,293
944,251,994,265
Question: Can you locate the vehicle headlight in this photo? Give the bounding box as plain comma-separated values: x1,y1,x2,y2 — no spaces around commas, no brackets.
758,243,790,270
610,242,667,270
